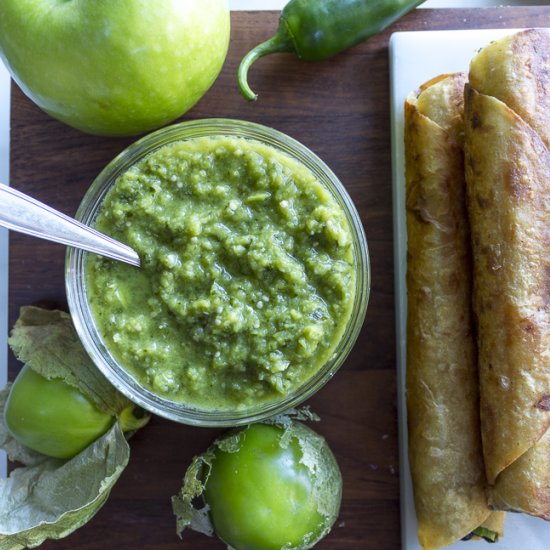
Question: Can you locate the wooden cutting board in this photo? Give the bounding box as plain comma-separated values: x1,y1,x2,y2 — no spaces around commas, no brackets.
7,8,550,550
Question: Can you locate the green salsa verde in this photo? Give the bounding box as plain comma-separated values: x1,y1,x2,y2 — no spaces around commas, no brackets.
86,136,356,410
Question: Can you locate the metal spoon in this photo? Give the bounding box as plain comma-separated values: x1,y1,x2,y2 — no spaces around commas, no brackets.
0,182,140,267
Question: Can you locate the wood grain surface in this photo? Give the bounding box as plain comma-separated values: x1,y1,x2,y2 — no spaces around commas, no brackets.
7,8,550,550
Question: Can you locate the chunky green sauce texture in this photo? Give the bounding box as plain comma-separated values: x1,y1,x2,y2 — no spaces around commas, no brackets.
86,136,356,410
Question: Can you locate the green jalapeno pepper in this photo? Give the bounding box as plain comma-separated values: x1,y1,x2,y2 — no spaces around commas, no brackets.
238,0,425,101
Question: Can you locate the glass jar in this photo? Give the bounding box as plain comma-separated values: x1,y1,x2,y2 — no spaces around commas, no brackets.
66,119,370,426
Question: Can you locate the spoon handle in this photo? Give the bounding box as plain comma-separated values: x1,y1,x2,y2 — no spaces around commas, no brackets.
0,182,140,267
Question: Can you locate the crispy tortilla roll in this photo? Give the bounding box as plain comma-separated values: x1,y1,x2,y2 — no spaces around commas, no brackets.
468,28,550,149
464,82,550,519
490,427,550,520
466,29,550,520
405,73,503,549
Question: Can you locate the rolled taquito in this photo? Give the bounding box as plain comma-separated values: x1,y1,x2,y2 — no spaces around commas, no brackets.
405,73,504,549
465,28,550,520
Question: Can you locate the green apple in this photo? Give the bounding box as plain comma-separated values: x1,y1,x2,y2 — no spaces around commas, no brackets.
0,0,230,136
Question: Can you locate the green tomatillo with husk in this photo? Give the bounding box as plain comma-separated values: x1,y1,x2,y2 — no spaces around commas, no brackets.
172,414,343,550
0,306,150,549
4,364,148,460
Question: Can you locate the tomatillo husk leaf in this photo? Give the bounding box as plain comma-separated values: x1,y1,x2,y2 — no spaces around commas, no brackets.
269,406,320,427
172,452,215,538
280,421,342,525
0,420,129,549
8,306,133,417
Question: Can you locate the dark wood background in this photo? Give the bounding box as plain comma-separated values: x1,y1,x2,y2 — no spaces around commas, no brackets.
7,8,550,550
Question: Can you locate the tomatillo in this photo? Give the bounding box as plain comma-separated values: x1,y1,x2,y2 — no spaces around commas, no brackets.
4,364,115,459
199,421,342,550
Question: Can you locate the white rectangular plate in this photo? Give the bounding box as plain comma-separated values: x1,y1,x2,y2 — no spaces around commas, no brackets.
389,29,550,550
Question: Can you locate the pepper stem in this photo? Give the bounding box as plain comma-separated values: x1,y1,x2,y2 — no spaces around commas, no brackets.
237,30,294,102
